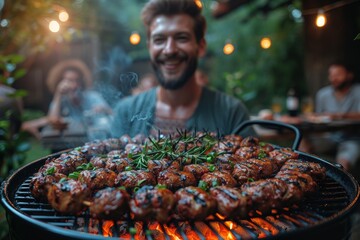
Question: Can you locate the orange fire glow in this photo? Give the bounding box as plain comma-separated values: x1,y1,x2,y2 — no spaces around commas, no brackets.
102,221,114,237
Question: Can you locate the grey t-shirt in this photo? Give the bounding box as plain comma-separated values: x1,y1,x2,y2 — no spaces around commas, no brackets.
316,83,360,113
111,87,254,138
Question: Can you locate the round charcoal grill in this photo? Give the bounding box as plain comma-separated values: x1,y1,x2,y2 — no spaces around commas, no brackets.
1,120,360,240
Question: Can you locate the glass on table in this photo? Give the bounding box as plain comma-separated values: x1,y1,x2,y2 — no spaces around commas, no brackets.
271,97,283,119
301,97,314,115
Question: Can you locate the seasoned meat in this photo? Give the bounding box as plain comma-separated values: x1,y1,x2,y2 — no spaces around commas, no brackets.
78,168,117,190
268,148,299,167
183,163,210,180
89,187,130,220
210,186,248,218
280,159,326,181
147,159,180,177
240,136,259,147
130,185,175,222
115,170,156,190
105,157,132,173
201,171,237,187
174,186,216,220
89,156,107,169
39,153,88,175
241,178,288,213
47,179,90,214
275,171,317,202
232,158,278,185
157,170,197,190
30,172,66,201
124,143,142,154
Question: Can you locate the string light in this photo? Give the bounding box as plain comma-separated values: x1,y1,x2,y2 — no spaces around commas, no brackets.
301,0,358,28
260,37,272,49
223,41,235,55
194,0,203,9
49,20,60,32
59,11,69,22
129,32,141,45
315,9,326,27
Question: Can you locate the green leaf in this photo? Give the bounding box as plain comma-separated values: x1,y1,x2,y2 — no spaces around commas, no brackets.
355,33,360,40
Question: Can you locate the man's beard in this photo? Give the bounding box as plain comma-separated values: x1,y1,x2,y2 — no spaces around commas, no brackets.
334,79,352,91
152,57,198,90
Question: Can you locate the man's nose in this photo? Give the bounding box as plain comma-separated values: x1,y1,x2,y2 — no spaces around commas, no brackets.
163,38,178,55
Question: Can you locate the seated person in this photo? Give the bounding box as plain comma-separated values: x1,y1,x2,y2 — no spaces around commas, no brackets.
111,0,254,138
306,62,360,170
23,60,112,140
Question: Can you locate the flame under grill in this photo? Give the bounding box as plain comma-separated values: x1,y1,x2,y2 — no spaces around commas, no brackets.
14,175,349,239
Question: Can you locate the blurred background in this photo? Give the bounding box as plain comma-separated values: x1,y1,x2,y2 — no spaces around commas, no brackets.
0,0,359,238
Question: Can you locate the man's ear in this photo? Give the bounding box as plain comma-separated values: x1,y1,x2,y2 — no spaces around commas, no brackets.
198,38,207,57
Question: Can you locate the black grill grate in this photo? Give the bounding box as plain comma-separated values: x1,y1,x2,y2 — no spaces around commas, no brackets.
13,175,350,239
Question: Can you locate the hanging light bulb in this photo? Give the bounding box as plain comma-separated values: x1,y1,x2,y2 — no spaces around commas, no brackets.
315,9,326,27
59,10,69,22
194,0,203,9
223,41,235,55
260,37,271,49
129,32,141,45
49,20,60,32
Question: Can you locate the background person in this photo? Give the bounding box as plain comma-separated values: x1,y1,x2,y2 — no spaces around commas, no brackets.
111,0,253,138
22,59,112,140
306,62,360,171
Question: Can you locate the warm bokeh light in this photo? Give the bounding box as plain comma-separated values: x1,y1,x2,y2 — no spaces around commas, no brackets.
129,32,141,45
223,42,235,55
194,0,203,9
260,37,272,49
316,11,326,27
49,20,60,32
59,11,69,22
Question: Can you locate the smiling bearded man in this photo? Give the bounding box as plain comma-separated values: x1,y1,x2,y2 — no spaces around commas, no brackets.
111,0,254,138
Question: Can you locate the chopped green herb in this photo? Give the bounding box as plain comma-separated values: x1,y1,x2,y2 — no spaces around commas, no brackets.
133,187,140,193
208,164,216,172
137,179,146,186
125,166,132,171
258,151,267,159
129,227,137,235
68,172,80,180
198,180,209,191
45,166,55,176
156,184,167,189
248,178,255,182
59,177,67,183
212,180,219,187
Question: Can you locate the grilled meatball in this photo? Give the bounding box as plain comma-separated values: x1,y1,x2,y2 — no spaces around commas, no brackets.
157,170,197,190
275,171,317,203
89,187,130,220
39,153,88,175
201,171,237,187
268,148,299,167
232,158,278,185
30,172,67,201
240,136,259,147
115,170,156,190
78,168,117,190
105,157,132,173
130,185,175,222
183,163,210,180
47,179,90,214
210,186,248,218
89,156,107,169
174,186,216,220
241,178,288,213
280,159,326,181
147,159,180,177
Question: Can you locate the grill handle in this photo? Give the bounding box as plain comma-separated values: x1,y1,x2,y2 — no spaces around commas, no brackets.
235,119,302,150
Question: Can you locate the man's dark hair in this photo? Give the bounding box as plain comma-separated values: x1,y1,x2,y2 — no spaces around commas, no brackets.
141,0,206,43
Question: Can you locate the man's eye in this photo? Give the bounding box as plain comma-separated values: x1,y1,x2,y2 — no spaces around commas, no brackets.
153,38,164,44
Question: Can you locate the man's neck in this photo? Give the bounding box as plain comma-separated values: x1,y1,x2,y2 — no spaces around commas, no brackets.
156,77,202,119
334,84,352,100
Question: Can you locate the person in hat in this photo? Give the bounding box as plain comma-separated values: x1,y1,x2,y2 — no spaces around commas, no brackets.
22,60,112,140
111,0,254,137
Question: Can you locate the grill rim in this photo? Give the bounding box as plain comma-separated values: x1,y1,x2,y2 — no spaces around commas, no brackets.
1,150,360,240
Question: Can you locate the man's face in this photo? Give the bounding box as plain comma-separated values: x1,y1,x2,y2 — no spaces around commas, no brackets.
148,14,206,90
328,65,352,90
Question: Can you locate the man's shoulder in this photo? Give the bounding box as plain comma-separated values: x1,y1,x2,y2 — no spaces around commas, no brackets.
204,87,245,108
317,85,332,97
